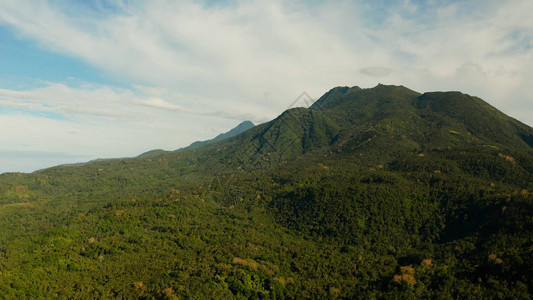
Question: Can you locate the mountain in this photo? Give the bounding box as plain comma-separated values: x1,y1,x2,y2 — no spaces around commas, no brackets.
183,84,532,172
0,84,531,299
136,121,255,158
176,120,255,151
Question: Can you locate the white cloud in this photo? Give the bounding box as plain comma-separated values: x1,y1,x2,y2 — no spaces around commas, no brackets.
0,83,241,173
359,0,533,124
0,0,532,172
360,67,393,78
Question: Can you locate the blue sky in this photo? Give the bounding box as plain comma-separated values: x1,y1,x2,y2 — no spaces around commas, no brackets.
0,0,532,173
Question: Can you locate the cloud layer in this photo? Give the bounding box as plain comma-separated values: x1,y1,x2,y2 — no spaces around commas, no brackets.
0,0,532,172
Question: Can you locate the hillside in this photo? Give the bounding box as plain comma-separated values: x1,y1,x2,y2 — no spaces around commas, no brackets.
0,84,531,299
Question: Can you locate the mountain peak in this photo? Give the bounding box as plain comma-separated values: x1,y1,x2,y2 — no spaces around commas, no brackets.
231,121,255,133
311,84,420,111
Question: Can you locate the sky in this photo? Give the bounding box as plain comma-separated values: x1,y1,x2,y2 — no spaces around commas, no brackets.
0,0,532,173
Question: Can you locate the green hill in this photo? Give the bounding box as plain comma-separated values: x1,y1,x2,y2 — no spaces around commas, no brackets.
0,84,531,299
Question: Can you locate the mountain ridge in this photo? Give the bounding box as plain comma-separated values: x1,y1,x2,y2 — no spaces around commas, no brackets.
176,120,255,152
177,84,532,173
134,121,255,160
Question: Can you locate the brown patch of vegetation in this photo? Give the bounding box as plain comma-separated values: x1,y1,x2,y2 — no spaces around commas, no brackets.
15,186,28,193
134,281,147,292
233,257,259,270
232,257,275,274
171,189,180,195
392,274,416,287
434,170,441,174
418,153,424,157
377,164,384,169
5,202,35,209
421,259,433,267
319,163,329,170
488,254,503,264
275,277,295,286
88,237,96,244
393,266,417,287
162,287,178,300
498,153,515,163
400,266,415,275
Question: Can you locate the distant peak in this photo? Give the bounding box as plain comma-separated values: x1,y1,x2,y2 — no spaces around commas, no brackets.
237,120,254,127
176,120,255,152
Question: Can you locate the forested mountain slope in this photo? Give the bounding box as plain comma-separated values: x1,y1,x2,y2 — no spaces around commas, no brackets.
0,84,531,299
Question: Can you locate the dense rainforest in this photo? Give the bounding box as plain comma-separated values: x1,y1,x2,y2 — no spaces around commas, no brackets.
0,84,531,299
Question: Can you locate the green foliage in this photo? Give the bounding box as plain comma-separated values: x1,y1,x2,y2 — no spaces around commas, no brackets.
0,84,532,298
